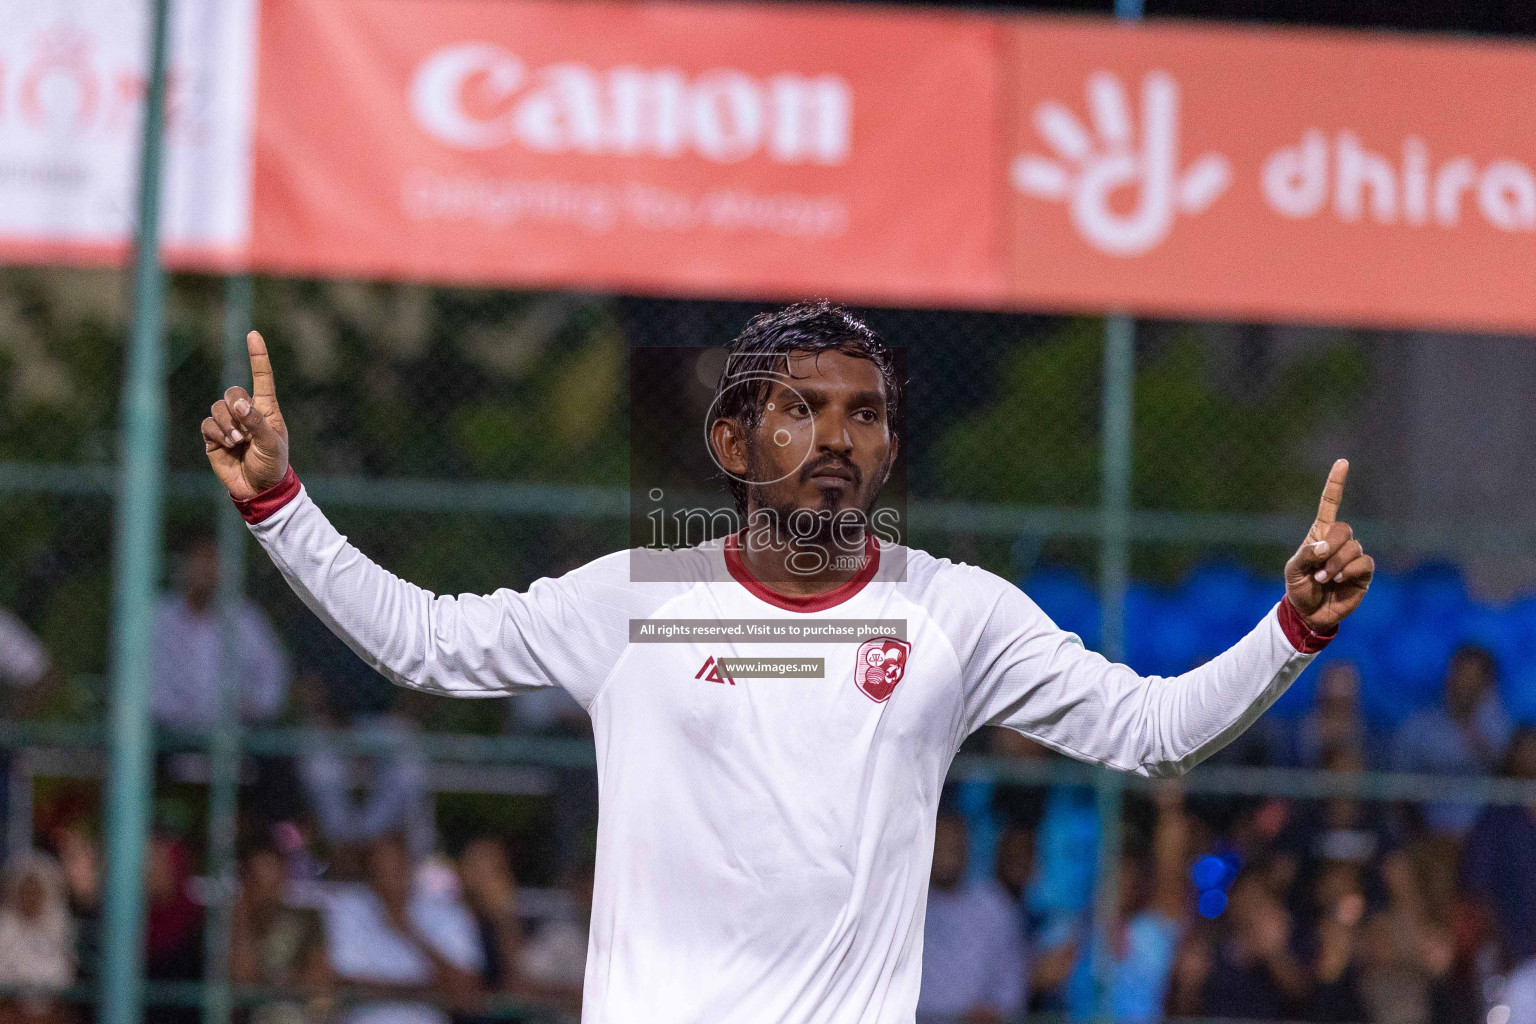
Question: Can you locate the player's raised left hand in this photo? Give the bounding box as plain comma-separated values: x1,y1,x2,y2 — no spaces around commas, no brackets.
1284,459,1373,632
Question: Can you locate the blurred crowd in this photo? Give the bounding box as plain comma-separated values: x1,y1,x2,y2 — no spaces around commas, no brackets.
2,542,1536,1023
0,826,592,1024
0,536,594,1024
914,645,1536,1024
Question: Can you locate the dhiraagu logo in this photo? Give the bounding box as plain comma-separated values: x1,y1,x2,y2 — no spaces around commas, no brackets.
1010,70,1231,256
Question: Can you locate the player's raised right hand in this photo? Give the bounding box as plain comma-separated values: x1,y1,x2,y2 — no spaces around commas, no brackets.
201,330,289,501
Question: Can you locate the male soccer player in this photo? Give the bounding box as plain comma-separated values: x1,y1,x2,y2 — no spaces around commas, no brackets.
201,303,1372,1024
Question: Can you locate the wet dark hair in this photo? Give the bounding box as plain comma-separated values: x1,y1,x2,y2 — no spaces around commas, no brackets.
711,301,901,510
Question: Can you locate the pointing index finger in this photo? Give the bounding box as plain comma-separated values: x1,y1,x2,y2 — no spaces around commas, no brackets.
246,330,277,403
1313,458,1349,533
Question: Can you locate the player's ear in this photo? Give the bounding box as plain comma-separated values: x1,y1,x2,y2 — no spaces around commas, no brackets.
875,433,898,490
710,418,748,476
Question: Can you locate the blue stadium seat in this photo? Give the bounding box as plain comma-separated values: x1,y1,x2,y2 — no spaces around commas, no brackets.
1025,562,1536,731
1021,567,1101,650
1404,562,1471,620
1371,615,1459,718
1503,656,1536,725
1341,570,1406,638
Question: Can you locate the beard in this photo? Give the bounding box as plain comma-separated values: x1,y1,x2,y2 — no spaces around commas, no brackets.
741,440,892,550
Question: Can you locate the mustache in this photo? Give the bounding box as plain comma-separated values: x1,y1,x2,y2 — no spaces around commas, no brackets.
800,455,862,487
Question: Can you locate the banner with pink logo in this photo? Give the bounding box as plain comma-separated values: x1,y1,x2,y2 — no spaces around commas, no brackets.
1001,18,1536,333
0,0,258,269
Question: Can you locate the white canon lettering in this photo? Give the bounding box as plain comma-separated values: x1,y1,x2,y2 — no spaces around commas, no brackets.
1262,130,1327,219
410,43,523,150
767,75,850,165
606,67,687,157
1334,132,1396,223
1478,160,1536,232
411,45,849,164
515,64,604,153
691,71,762,163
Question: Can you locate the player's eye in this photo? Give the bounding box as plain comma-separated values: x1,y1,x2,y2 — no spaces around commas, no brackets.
853,409,878,424
788,403,810,417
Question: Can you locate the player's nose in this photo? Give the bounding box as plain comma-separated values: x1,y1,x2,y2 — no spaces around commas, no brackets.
817,420,853,453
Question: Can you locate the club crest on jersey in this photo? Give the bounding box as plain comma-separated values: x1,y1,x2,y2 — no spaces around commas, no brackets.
855,637,910,703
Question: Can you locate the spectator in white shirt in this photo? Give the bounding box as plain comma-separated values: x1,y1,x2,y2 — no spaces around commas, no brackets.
1503,954,1536,1024
297,676,435,861
0,850,75,1021
0,605,54,845
151,536,289,730
918,812,1027,1024
0,607,50,695
517,861,593,1014
322,834,483,1024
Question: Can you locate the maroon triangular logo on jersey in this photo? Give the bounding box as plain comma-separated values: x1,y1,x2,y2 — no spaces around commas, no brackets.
855,637,910,703
695,656,734,685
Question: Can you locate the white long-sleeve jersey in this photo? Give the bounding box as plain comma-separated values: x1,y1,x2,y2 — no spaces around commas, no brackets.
242,476,1328,1024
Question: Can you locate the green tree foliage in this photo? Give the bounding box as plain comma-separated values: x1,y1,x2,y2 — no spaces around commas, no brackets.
932,318,1367,515
0,270,630,721
929,318,1367,579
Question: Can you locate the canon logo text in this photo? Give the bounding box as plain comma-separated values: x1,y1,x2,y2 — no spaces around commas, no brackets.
411,42,852,165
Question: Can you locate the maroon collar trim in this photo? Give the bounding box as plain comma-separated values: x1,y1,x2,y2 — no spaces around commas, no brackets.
723,532,881,613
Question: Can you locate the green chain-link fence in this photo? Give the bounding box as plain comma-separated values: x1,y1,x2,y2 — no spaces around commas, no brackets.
4,264,1536,1024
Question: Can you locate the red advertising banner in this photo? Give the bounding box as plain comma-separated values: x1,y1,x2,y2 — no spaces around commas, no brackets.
1002,19,1536,332
250,0,1005,306
10,0,1536,333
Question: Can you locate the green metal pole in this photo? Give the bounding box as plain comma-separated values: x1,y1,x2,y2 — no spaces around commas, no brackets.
1098,314,1134,663
102,0,174,1022
1102,0,1144,668
1091,312,1134,1021
1092,327,1137,1010
1090,771,1126,1017
202,276,253,1024
1093,0,1141,994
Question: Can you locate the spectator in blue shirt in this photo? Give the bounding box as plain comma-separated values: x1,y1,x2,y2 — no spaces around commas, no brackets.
1036,786,1187,1022
1392,646,1511,836
918,812,1028,1024
1462,728,1536,972
1027,786,1100,936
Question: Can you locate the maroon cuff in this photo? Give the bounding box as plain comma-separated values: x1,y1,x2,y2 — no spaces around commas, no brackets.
232,466,300,525
1278,595,1337,654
